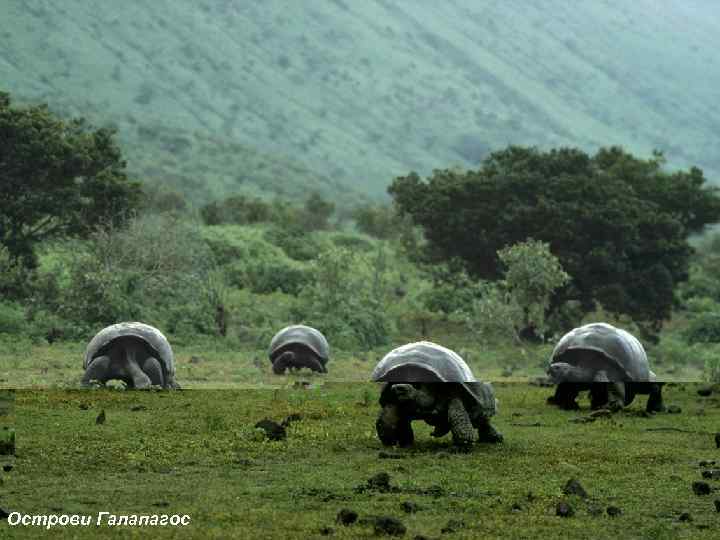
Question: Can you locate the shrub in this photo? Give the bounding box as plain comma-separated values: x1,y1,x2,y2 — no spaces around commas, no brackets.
683,310,720,344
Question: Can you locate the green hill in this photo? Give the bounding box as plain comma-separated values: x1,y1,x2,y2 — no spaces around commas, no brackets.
2,0,719,204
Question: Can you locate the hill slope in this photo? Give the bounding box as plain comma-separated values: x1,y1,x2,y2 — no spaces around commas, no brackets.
2,0,719,203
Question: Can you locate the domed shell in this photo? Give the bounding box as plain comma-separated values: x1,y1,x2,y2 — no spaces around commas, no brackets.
84,322,175,381
550,322,653,381
371,341,497,416
268,325,330,363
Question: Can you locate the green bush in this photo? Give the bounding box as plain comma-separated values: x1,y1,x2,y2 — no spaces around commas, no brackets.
291,246,394,350
683,311,720,344
0,301,26,335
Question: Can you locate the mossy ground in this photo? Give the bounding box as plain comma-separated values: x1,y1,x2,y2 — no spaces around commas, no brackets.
0,343,718,539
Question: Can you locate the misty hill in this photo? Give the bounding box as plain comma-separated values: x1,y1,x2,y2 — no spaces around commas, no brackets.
2,0,719,204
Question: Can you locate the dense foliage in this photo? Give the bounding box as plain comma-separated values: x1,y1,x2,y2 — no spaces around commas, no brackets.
0,91,141,271
390,146,720,330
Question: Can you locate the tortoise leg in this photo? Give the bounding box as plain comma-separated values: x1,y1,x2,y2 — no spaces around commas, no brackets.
548,383,581,410
448,397,476,447
474,415,504,444
124,356,152,390
376,404,414,447
606,382,626,411
141,356,165,387
589,383,609,410
295,352,326,374
81,355,111,387
645,382,666,413
271,351,294,374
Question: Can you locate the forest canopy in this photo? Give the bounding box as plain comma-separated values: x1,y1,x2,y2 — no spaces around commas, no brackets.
389,146,720,330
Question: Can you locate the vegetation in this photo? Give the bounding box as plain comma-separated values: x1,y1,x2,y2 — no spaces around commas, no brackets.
390,146,720,334
0,92,140,271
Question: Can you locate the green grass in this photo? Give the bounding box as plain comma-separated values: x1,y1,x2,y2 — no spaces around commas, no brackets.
1,383,718,538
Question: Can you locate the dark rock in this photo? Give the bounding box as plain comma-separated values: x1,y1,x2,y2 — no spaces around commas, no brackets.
281,413,303,428
441,519,465,533
254,419,286,441
556,501,574,517
701,469,720,480
563,478,588,499
692,481,711,496
678,512,692,522
336,508,358,526
666,405,682,414
373,516,406,536
96,410,106,425
400,501,420,514
697,386,713,397
369,472,391,489
606,506,622,517
319,526,334,535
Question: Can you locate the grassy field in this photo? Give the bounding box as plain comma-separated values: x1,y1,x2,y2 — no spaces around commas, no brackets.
0,341,719,538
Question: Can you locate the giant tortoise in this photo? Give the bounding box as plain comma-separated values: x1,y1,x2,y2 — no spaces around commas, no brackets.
82,322,179,389
546,322,664,412
371,341,502,448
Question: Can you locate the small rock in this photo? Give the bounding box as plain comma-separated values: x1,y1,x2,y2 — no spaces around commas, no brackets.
367,472,392,491
441,519,465,533
373,516,406,536
678,512,692,522
556,501,574,517
606,506,622,517
692,481,711,496
336,508,358,526
563,478,588,499
701,469,720,480
697,386,713,397
254,419,286,441
96,410,106,425
666,405,682,414
400,501,420,514
319,526,334,535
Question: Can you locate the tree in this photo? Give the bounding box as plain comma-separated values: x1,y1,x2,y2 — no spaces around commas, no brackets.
389,145,720,330
0,91,140,267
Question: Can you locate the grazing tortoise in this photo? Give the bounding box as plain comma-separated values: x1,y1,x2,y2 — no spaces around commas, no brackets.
371,341,502,448
268,325,329,375
546,322,664,412
81,322,179,389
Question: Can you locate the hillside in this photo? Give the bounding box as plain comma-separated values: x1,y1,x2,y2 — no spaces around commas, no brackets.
2,0,719,203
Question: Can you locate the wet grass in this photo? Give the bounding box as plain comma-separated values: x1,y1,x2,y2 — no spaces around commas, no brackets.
0,382,719,538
